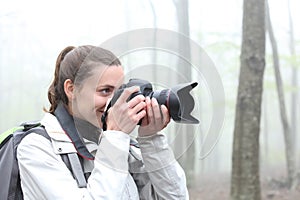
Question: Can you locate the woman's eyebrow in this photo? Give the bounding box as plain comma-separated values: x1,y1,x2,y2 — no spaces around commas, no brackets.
96,85,115,89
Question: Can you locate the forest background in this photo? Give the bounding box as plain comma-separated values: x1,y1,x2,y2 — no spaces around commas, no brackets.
1,0,299,199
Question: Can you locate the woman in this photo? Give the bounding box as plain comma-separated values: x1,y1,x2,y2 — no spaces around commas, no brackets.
17,45,188,199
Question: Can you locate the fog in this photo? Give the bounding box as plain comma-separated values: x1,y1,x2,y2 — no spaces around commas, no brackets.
1,0,300,198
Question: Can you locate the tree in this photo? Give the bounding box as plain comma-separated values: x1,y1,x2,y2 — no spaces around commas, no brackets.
287,0,299,187
231,0,265,199
172,0,196,186
265,0,296,189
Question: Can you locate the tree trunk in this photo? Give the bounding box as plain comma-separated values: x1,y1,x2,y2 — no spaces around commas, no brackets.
230,0,265,199
287,0,299,187
265,0,296,189
173,0,196,187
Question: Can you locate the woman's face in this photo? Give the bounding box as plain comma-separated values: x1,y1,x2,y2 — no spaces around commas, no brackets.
71,65,124,128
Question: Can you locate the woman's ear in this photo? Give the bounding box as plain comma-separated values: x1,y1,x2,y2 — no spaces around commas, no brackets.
64,79,75,101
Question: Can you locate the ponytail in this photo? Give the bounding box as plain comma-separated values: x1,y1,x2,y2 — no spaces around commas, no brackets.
45,46,75,113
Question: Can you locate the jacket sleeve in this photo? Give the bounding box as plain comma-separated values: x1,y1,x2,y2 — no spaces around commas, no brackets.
135,133,189,200
17,131,132,199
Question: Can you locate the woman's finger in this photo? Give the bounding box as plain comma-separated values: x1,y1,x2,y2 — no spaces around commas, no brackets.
161,105,170,126
151,98,162,125
130,101,146,115
127,95,145,108
146,97,154,124
116,86,140,104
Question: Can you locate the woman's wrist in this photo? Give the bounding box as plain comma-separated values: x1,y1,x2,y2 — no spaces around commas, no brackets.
106,122,121,132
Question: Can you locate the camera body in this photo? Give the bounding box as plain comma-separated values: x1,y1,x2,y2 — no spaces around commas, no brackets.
110,79,199,124
110,79,153,104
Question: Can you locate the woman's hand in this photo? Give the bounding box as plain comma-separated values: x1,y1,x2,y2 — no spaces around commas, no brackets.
138,97,170,137
106,86,146,134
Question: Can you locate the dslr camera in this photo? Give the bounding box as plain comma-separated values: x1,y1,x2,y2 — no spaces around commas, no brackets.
110,79,199,124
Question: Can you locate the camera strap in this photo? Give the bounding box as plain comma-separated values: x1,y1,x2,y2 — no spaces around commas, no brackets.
101,101,112,131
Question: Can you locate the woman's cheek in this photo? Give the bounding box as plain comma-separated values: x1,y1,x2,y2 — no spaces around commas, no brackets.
94,95,107,109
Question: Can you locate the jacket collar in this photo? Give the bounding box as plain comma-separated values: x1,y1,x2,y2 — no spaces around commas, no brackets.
54,103,95,160
73,116,101,144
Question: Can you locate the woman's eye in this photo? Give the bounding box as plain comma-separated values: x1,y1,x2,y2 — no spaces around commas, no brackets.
99,88,112,96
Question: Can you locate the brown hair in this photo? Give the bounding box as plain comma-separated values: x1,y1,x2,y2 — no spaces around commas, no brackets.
46,45,121,113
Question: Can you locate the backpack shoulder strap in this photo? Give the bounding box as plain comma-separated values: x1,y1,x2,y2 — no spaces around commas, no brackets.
63,153,87,188
13,126,50,147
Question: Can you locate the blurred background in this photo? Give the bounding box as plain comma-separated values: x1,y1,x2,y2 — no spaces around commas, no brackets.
1,0,299,199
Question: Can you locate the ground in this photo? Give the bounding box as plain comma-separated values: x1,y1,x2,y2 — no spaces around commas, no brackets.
188,171,300,200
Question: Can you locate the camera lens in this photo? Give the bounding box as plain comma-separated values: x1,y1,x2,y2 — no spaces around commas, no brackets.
109,79,199,124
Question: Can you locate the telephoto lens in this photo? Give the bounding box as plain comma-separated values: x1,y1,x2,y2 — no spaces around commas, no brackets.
110,79,199,124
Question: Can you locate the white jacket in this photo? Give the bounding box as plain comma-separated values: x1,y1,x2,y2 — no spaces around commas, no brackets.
17,112,189,199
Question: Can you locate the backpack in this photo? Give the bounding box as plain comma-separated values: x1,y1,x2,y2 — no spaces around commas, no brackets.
0,121,87,200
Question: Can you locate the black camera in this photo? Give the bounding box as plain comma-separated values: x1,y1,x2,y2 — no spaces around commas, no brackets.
110,79,199,124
